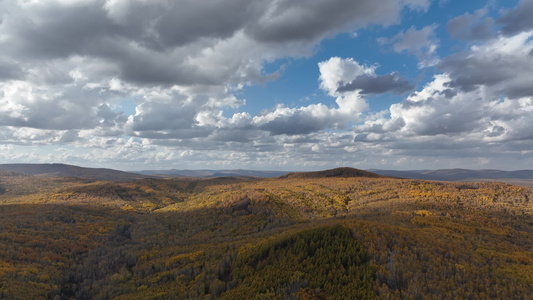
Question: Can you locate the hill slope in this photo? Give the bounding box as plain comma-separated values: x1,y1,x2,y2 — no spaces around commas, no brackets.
280,167,384,179
0,169,532,299
0,163,148,181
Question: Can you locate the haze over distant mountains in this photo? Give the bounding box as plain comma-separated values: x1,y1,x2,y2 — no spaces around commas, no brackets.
1,164,533,186
370,169,533,181
137,169,288,178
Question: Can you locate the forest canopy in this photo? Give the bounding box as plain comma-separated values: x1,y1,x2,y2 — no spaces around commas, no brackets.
0,170,532,299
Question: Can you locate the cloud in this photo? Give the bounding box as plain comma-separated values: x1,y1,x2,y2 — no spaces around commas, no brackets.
351,19,533,168
0,78,127,130
337,73,414,95
245,0,431,43
0,58,24,81
318,57,377,96
318,57,413,96
255,105,338,135
0,0,429,89
498,0,533,36
2,0,533,171
447,9,496,41
356,71,533,153
378,25,439,67
244,57,405,136
0,126,82,146
438,31,533,98
253,90,367,136
387,74,487,136
125,57,378,138
0,0,428,143
0,1,271,90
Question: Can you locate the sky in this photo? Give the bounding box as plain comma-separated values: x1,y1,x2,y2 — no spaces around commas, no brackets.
1,0,533,171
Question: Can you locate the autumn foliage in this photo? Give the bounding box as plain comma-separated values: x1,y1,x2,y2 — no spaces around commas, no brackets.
0,170,532,298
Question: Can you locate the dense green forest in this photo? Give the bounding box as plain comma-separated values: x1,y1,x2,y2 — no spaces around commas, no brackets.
0,168,532,299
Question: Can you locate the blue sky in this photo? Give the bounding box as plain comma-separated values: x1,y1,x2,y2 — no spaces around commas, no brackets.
0,0,532,171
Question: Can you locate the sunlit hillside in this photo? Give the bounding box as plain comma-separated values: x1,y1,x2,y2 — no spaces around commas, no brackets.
0,168,532,299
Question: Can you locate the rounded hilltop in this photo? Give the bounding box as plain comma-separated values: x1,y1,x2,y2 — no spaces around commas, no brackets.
279,167,385,179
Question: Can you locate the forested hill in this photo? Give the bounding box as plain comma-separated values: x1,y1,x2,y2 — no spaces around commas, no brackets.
280,167,385,179
0,167,532,298
0,163,147,181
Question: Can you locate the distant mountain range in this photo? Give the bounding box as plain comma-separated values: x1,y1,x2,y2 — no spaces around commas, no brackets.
369,168,533,187
0,163,146,181
1,164,533,186
369,168,533,181
0,164,288,181
137,169,288,178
